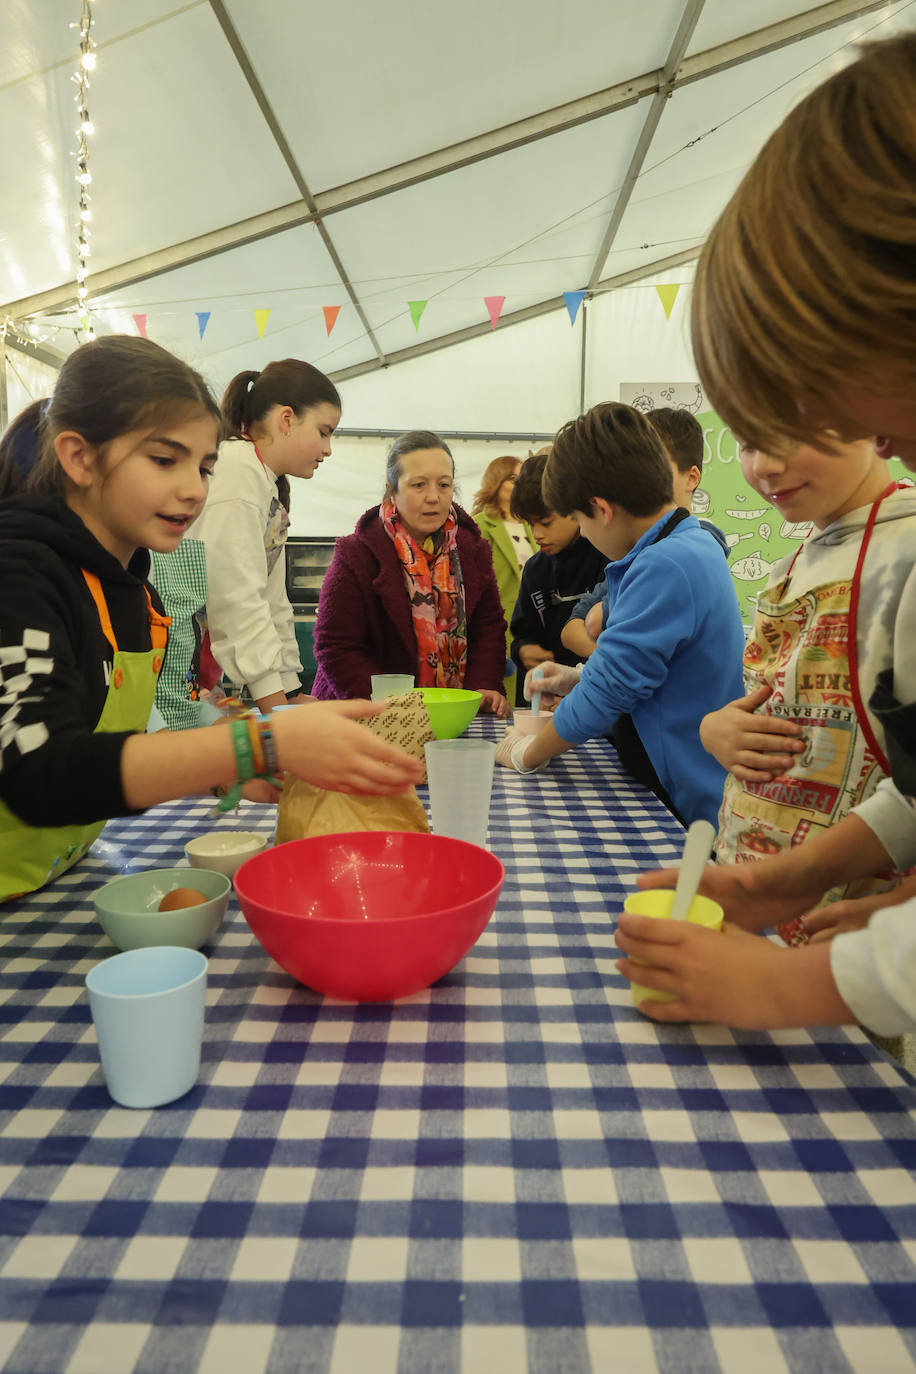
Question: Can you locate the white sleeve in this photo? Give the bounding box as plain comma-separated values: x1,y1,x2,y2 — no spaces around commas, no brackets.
195,491,294,702
266,545,303,693
852,778,916,869
831,899,916,1036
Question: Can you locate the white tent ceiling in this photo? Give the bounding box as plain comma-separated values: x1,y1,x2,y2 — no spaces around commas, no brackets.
2,0,915,423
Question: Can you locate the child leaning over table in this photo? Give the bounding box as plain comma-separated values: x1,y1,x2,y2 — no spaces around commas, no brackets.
616,32,916,1038
560,406,729,661
701,434,916,941
506,451,607,704
497,402,746,829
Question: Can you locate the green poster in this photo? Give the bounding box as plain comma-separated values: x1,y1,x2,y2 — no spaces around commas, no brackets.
620,385,913,624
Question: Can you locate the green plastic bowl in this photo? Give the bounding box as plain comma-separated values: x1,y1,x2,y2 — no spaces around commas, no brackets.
413,687,482,739
93,867,231,952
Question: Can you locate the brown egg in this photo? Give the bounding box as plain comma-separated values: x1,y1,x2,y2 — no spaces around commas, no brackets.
159,886,208,912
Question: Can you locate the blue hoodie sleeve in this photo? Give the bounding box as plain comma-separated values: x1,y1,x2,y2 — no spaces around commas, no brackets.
569,579,607,624
552,549,697,744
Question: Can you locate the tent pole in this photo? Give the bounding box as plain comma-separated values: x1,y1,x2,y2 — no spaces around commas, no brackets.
0,347,8,433
579,300,588,415
1,0,889,324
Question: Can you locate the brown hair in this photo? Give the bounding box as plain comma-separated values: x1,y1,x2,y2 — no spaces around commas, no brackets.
646,407,704,473
221,359,341,439
384,430,454,494
692,33,916,453
0,399,47,499
1,336,220,499
509,452,551,524
472,455,521,517
543,403,673,517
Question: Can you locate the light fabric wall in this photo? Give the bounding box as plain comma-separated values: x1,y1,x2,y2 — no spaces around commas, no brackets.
287,435,541,538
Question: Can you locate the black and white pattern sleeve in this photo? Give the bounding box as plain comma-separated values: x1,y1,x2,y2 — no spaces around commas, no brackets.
0,553,134,828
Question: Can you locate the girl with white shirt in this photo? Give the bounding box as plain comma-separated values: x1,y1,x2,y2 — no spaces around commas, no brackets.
192,360,340,713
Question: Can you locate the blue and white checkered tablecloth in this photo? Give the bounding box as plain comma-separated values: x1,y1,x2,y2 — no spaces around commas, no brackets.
2,722,915,1374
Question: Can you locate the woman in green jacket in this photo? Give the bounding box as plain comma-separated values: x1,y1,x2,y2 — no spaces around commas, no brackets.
472,455,537,701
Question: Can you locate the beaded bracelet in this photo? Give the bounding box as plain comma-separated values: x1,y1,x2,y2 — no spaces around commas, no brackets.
214,715,282,813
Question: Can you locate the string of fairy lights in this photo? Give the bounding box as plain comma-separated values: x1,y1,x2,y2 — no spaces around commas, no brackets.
72,0,96,340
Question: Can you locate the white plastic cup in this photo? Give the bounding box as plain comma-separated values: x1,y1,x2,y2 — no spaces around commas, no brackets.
371,673,416,700
424,739,496,848
86,946,207,1109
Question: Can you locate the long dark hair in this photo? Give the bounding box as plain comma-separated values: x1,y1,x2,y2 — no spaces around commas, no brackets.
221,359,341,511
0,399,47,499
221,359,341,439
0,335,220,499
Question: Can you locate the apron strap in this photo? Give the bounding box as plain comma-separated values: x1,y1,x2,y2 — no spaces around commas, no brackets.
81,570,117,655
847,481,902,777
82,570,172,655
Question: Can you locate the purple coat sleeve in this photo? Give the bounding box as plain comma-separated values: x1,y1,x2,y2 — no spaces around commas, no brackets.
311,539,385,700
461,532,508,693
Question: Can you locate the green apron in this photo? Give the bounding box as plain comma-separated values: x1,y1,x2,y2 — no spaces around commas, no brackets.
0,569,170,902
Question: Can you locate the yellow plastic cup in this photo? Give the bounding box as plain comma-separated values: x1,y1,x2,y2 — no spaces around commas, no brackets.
622,889,724,1009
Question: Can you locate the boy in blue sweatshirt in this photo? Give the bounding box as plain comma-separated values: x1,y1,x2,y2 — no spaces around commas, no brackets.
496,402,745,827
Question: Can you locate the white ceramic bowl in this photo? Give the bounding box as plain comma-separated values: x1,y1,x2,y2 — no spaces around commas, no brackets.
185,830,268,878
513,709,551,737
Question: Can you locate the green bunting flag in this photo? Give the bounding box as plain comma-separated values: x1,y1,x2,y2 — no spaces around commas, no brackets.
408,300,428,331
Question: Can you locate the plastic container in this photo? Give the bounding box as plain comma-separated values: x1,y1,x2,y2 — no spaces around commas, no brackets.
424,739,496,847
93,867,230,951
622,889,724,1008
86,946,207,1108
234,830,505,1001
185,830,268,878
412,686,482,739
512,709,551,737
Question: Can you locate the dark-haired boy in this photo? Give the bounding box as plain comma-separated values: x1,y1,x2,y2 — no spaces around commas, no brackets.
561,406,729,660
506,452,608,704
496,402,745,828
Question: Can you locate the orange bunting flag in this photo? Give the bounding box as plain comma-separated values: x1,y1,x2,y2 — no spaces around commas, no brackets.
484,296,505,329
323,305,341,336
254,309,271,339
655,284,680,321
132,314,148,338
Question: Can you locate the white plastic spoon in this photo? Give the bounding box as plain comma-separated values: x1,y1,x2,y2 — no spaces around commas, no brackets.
530,666,544,717
669,819,716,923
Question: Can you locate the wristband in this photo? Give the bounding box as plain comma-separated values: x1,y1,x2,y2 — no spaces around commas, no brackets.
229,716,255,782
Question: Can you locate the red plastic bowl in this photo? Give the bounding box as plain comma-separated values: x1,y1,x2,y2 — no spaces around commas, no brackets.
234,831,505,1002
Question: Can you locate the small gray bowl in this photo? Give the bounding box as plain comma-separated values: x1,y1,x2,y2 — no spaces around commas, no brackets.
93,867,231,952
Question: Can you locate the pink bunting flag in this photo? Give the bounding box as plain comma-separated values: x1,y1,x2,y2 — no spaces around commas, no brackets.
323,306,341,336
132,314,148,338
484,296,505,329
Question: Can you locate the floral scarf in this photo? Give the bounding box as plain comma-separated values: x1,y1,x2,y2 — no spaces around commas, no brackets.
380,495,468,687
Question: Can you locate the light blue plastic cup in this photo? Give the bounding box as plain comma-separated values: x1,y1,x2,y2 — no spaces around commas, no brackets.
371,673,415,700
86,946,207,1109
424,739,496,847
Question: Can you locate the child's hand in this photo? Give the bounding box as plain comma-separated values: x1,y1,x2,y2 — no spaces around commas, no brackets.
614,916,851,1028
584,602,604,641
700,686,806,780
272,700,424,795
518,644,555,671
523,662,580,704
241,778,283,804
494,727,545,773
477,688,510,718
802,873,916,944
636,861,827,934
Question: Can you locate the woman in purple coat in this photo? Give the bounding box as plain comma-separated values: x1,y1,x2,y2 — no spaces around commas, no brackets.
312,431,510,716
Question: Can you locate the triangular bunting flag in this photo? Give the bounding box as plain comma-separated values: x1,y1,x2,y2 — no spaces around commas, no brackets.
408,300,427,332
484,296,505,329
254,309,271,339
655,284,681,321
323,305,341,336
195,311,211,340
563,290,586,326
132,313,147,338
